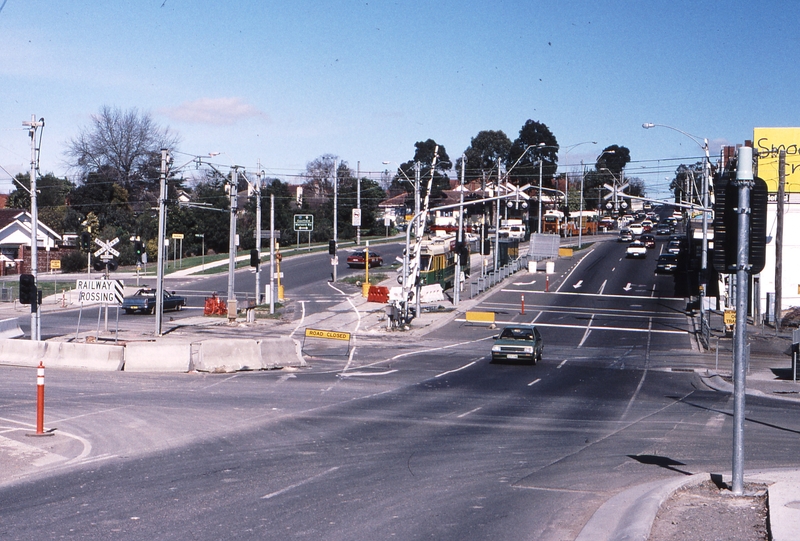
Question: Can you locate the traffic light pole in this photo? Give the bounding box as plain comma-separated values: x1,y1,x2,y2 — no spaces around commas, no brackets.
24,115,44,341
732,145,753,496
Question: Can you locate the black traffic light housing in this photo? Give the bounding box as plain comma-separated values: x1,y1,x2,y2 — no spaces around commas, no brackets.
134,240,143,261
712,169,768,275
329,240,337,255
19,274,36,305
250,249,259,268
80,232,91,251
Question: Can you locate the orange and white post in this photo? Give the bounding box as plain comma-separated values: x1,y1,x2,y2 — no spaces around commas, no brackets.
36,361,45,434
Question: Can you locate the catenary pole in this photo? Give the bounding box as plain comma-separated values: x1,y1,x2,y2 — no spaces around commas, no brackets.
227,167,238,305
155,149,169,336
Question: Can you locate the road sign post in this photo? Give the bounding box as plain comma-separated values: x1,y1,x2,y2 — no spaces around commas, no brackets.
294,214,314,250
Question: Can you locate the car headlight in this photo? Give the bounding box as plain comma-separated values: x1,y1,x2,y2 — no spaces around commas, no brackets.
522,346,533,353
491,345,502,352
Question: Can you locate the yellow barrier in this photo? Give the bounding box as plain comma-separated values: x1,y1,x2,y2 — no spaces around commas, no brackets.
558,247,573,257
465,311,496,324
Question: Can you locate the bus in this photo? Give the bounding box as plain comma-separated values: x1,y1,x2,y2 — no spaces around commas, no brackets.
417,235,469,290
542,210,565,235
566,210,599,235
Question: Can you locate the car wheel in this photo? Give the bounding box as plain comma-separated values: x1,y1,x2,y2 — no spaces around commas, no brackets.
123,309,130,315
177,303,183,311
149,306,155,315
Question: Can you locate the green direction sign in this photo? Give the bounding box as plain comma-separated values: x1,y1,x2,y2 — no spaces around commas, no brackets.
294,214,314,232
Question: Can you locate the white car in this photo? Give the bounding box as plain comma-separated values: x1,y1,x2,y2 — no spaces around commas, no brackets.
626,240,647,258
628,223,644,235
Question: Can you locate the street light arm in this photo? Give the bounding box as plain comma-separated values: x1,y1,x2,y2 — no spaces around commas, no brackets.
642,123,708,151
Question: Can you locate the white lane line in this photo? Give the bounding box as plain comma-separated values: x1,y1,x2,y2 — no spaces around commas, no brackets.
452,319,688,334
338,370,398,378
555,248,595,293
578,314,595,348
289,301,306,338
557,359,567,368
261,467,340,500
527,378,542,387
598,280,607,295
501,289,684,301
435,361,478,378
457,407,482,418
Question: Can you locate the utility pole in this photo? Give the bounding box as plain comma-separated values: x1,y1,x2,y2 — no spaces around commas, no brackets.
23,115,44,341
732,145,754,496
332,159,338,282
269,193,275,314
413,162,421,239
537,159,543,234
494,158,501,272
775,150,785,331
454,155,465,306
356,161,361,245
227,167,238,306
155,149,169,336
255,164,263,305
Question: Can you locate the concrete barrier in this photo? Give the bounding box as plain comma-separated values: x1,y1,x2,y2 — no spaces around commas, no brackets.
528,261,537,273
545,261,555,274
259,337,306,368
124,341,192,372
0,318,23,339
0,338,124,371
194,338,262,373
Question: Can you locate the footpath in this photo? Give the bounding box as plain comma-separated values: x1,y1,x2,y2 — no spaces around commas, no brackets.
1,236,800,539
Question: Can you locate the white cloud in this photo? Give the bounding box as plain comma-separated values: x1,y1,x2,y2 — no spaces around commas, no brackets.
160,97,269,125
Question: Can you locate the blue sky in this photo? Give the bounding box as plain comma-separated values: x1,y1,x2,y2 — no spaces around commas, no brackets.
1,0,798,199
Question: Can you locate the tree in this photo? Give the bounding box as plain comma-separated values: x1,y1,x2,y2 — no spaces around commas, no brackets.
456,130,512,184
391,139,452,202
595,145,631,177
68,166,134,231
8,172,74,233
671,162,703,206
507,120,559,187
65,106,179,211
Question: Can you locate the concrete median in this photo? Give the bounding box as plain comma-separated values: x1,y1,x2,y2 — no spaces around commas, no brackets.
124,341,192,372
0,318,23,339
0,338,124,371
192,337,306,373
258,337,306,369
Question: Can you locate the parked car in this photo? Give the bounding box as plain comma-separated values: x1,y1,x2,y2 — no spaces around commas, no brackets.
491,324,543,364
346,250,383,268
618,229,633,242
122,288,186,314
626,240,647,258
640,234,656,249
655,252,680,274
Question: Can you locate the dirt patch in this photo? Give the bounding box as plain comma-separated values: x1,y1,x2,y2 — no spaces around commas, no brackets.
648,479,769,541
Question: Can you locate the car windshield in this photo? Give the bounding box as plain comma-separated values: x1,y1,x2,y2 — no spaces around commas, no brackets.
499,327,534,340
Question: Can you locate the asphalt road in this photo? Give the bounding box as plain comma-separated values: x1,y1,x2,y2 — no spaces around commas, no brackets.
3,238,800,540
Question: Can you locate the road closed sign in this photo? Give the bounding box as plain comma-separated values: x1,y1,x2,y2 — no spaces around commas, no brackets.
76,279,125,304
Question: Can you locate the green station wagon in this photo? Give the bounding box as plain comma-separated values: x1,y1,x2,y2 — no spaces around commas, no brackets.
491,324,544,364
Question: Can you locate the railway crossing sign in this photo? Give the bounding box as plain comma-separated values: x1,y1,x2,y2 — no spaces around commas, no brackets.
93,237,120,260
76,279,125,304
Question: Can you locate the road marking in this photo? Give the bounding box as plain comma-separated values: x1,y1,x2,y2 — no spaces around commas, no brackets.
598,280,607,295
705,413,726,431
578,314,595,348
289,301,306,338
516,279,537,285
261,467,340,500
435,361,478,378
457,407,482,418
501,289,684,301
453,319,688,334
555,248,595,293
527,378,541,387
623,283,632,291
557,359,567,368
338,370,398,378
573,280,583,289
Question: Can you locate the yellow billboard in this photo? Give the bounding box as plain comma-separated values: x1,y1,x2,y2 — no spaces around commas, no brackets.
754,127,800,192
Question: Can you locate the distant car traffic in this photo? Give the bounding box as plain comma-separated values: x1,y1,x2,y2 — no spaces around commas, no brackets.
618,229,633,242
655,252,680,274
666,240,684,255
346,251,383,268
628,223,644,235
640,234,656,249
122,288,186,314
626,240,647,258
655,223,671,236
491,324,543,364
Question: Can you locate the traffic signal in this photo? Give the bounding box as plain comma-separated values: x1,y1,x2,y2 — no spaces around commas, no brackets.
329,240,337,255
19,274,36,305
250,249,259,268
712,171,768,275
80,232,91,251
134,240,143,261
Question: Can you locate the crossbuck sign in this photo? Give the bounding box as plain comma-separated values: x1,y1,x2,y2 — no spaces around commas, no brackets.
93,237,120,260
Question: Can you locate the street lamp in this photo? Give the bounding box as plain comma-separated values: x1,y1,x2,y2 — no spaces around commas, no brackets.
643,122,711,332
